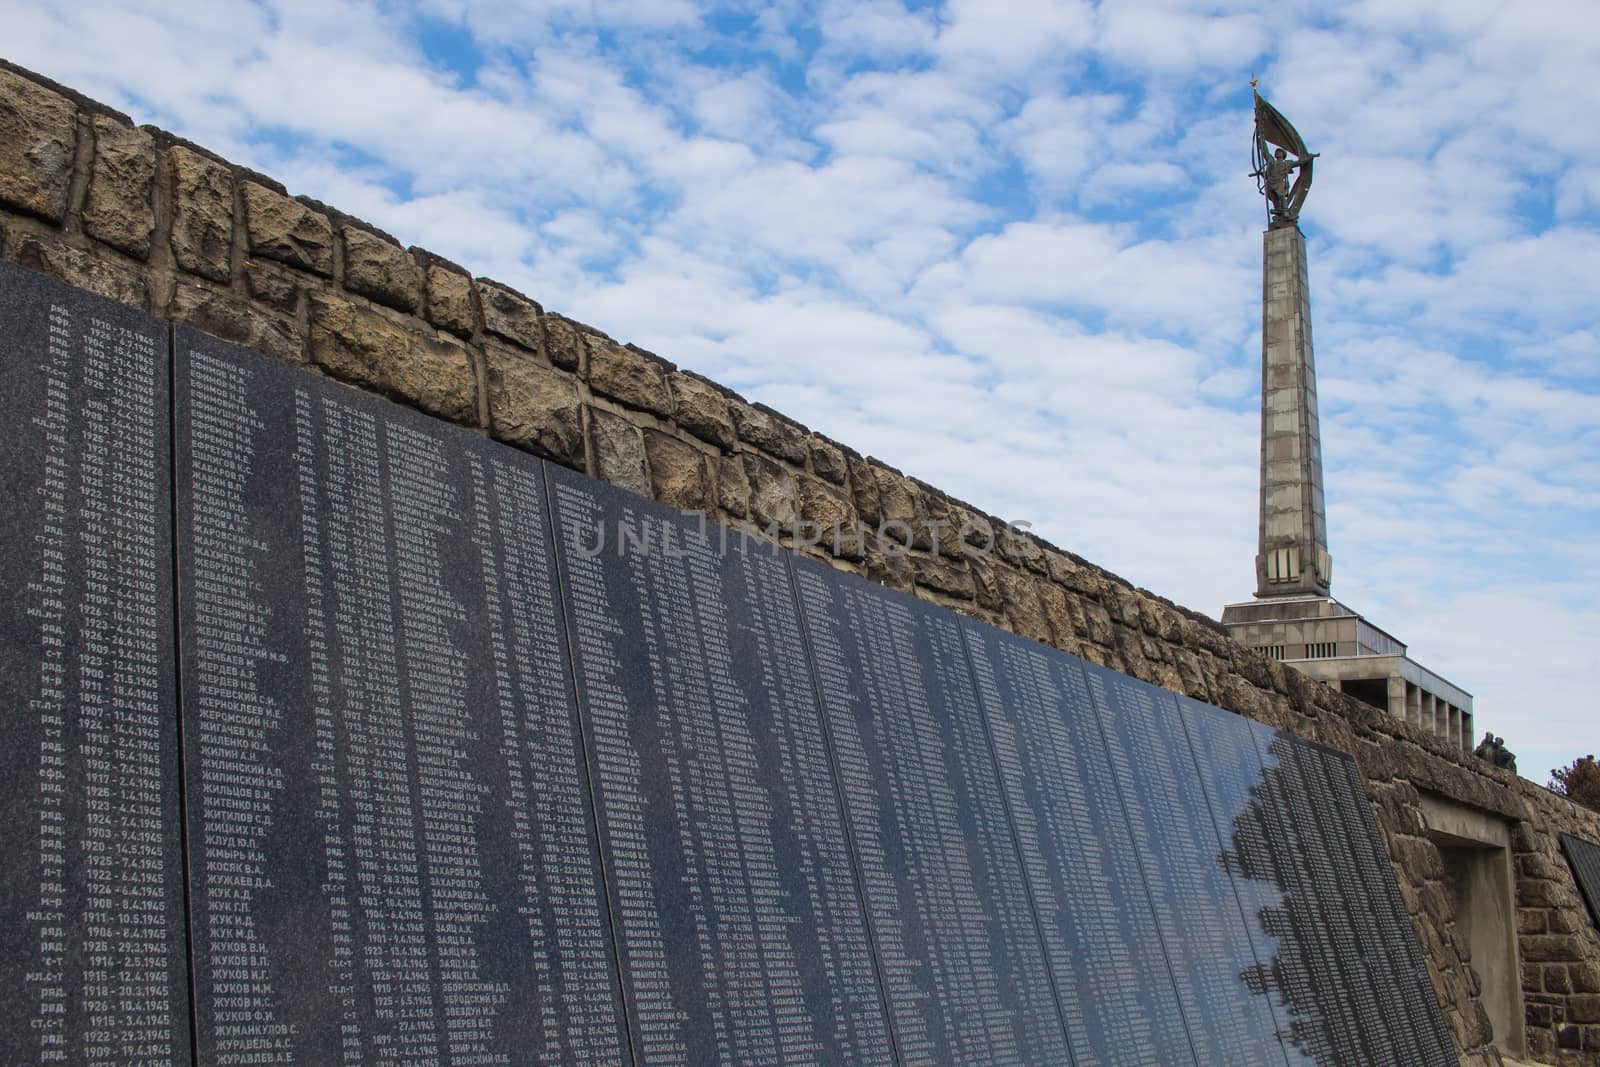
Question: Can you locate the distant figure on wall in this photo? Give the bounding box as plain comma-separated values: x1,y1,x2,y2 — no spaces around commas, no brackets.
1475,732,1518,773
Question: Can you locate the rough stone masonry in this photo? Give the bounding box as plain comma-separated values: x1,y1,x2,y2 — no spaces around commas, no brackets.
2,58,1599,1065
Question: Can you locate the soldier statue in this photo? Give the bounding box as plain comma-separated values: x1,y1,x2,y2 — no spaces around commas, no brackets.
1493,737,1518,773
1474,731,1498,762
1250,82,1319,226
1473,731,1518,773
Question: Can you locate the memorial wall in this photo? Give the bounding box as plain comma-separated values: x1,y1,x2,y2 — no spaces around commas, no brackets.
0,259,1466,1065
13,60,1600,1065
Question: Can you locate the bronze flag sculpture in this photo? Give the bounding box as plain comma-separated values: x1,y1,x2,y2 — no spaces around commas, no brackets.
1251,87,1319,226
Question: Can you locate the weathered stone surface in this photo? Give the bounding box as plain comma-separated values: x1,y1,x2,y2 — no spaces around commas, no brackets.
1138,595,1180,641
643,430,713,511
341,227,419,312
809,436,848,484
718,454,750,519
999,527,1044,571
876,466,920,529
244,260,300,313
1520,852,1564,881
1547,901,1583,936
1521,881,1571,910
948,504,992,556
848,454,883,525
485,346,583,466
731,402,807,464
863,542,914,592
853,461,919,548
1173,648,1209,699
588,407,649,497
969,556,1003,611
1036,582,1081,653
542,314,585,371
1079,643,1115,671
1392,836,1445,880
83,117,155,258
1570,994,1600,1024
308,292,475,424
1218,674,1274,722
1111,589,1142,628
0,70,76,223
670,372,735,450
741,452,797,531
1115,625,1151,679
589,337,672,416
422,261,476,338
168,146,233,282
1232,645,1277,691
171,282,303,365
796,474,857,559
478,279,542,351
914,554,974,600
12,231,146,307
1082,601,1116,647
241,182,332,275
997,570,1050,643
914,486,952,554
1047,550,1099,595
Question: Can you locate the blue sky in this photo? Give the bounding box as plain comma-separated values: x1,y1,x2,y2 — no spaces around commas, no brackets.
6,0,1596,781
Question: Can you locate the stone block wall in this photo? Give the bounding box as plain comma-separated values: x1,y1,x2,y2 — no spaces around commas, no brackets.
4,58,1599,1065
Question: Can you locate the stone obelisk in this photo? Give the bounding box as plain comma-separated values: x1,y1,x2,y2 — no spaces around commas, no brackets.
1227,89,1474,758
1255,224,1330,596
1250,89,1329,598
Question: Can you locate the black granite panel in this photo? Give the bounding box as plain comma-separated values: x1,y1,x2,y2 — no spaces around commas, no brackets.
1562,834,1600,930
961,621,1189,1067
0,263,191,1066
792,560,1069,1067
545,466,895,1066
175,333,627,1065
1309,743,1457,1066
1082,664,1286,1067
1173,696,1316,1067
1246,724,1392,1065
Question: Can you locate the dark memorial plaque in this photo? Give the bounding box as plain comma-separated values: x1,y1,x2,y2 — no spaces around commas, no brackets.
175,333,628,1065
0,263,190,1066
793,560,1069,1066
1306,742,1456,1066
545,465,894,1066
1562,834,1600,930
1173,696,1316,1067
962,621,1190,1067
1246,724,1394,1065
1081,664,1287,1067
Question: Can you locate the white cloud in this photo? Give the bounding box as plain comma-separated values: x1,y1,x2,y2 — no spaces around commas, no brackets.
1095,0,1270,78
816,0,938,62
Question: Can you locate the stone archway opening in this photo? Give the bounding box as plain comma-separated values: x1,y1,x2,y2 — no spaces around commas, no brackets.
1420,793,1526,1059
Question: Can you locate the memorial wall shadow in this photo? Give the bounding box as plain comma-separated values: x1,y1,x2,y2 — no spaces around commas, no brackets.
0,262,1458,1067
